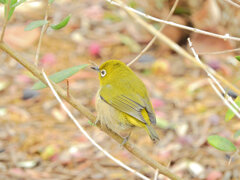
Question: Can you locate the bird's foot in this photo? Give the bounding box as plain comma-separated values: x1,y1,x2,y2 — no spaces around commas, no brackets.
120,133,131,148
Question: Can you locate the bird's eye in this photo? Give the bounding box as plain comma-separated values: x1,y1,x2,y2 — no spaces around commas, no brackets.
100,69,107,77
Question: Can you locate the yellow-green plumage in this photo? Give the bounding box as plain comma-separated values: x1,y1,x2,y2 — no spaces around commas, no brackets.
95,60,159,141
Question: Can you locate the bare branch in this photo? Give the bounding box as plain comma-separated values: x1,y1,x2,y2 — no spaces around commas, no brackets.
127,0,179,66
106,0,240,41
223,0,240,8
109,0,240,96
198,48,240,55
0,1,11,42
35,3,50,66
188,38,240,118
154,169,159,180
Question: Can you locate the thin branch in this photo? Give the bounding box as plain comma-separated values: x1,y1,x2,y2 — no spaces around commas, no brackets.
42,70,150,180
154,169,159,180
0,42,183,180
209,79,240,118
188,38,240,118
127,0,179,66
198,48,240,55
223,0,240,8
110,0,240,96
0,1,11,42
106,0,240,41
35,3,50,66
228,149,239,166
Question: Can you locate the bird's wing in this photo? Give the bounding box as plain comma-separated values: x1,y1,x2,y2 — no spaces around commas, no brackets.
100,84,156,125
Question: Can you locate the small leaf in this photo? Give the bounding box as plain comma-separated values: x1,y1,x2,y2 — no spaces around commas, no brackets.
225,96,240,122
0,0,6,4
25,20,48,31
32,64,89,90
208,135,237,152
48,0,54,4
5,0,17,20
12,0,26,8
235,56,240,61
50,14,71,30
234,130,240,139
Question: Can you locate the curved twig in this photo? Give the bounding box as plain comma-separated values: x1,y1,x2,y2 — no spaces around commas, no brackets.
127,0,179,66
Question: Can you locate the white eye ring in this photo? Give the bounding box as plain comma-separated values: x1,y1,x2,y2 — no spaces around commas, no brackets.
100,69,107,77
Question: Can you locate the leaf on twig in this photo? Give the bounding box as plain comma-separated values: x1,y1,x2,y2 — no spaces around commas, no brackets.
50,14,71,30
234,130,240,139
24,20,48,31
5,0,17,20
208,135,237,152
32,64,89,90
235,56,240,61
225,96,240,122
12,0,26,8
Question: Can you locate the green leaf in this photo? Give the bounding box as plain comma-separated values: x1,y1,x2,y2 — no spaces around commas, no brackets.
50,14,71,30
5,0,17,20
235,56,240,61
0,0,6,4
208,135,237,152
25,20,48,31
12,0,26,8
234,130,240,139
225,96,240,122
119,34,141,53
48,0,54,4
32,64,89,90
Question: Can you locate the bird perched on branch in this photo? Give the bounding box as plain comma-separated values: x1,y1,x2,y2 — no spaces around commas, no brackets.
92,60,159,145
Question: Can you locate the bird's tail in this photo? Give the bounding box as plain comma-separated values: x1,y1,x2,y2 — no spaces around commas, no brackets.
145,125,159,142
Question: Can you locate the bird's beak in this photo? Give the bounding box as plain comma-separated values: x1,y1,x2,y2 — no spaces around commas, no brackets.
91,66,100,72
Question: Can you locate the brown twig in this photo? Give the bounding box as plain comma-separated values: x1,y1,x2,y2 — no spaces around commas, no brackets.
127,0,179,66
223,0,240,8
198,48,240,55
35,3,50,66
66,79,70,98
112,0,240,96
0,1,11,42
0,42,183,180
106,0,240,41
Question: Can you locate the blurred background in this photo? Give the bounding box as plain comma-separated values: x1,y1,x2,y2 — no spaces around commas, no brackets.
1,0,240,179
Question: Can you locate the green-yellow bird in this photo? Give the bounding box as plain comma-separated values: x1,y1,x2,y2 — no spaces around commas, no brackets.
92,60,159,143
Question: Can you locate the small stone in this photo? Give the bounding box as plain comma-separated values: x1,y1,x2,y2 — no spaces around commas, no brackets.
188,162,205,178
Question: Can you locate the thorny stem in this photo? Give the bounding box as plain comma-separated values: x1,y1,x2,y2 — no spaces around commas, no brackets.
0,42,183,180
127,0,179,66
0,1,11,42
